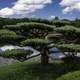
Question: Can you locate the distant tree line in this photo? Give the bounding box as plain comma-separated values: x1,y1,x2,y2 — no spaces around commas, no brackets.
0,17,80,28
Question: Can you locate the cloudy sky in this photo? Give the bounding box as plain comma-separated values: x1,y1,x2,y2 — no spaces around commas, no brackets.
0,0,80,19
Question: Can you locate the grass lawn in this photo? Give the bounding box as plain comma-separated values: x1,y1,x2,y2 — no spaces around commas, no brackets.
56,70,80,80
0,60,80,80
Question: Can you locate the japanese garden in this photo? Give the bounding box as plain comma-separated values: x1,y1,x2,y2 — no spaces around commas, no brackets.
0,17,80,80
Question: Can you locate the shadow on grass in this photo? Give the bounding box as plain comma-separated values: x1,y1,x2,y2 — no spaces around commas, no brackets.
24,62,80,80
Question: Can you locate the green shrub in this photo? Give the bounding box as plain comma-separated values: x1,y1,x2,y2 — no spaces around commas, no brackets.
56,71,80,80
53,20,70,27
0,49,32,61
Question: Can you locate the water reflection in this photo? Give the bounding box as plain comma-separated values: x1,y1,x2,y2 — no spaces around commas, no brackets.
49,47,65,59
0,45,65,59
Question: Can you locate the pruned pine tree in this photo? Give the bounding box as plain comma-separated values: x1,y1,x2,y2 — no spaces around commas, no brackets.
0,22,80,64
0,22,54,65
21,38,51,65
4,22,55,38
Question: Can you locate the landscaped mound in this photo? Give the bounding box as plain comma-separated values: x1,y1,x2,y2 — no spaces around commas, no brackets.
56,71,80,80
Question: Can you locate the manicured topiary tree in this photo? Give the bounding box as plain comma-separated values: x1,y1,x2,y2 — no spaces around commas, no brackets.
0,22,55,65
21,38,51,65
4,22,55,38
0,22,80,65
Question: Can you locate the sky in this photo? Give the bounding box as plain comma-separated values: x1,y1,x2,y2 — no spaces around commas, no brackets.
0,0,80,20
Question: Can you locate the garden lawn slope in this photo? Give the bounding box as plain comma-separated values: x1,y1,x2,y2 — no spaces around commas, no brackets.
56,71,80,80
0,60,80,80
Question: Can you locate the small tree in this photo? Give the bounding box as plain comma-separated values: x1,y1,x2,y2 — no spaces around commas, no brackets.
21,38,51,65
0,22,55,65
0,22,80,65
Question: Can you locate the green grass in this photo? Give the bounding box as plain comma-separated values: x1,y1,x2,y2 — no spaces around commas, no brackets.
0,60,80,80
56,71,80,80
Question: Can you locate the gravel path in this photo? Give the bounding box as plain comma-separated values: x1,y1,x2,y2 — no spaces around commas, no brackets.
0,57,17,67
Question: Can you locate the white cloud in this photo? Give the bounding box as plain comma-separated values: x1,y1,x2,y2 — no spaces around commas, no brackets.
0,0,52,17
49,15,55,19
0,7,14,17
60,0,80,13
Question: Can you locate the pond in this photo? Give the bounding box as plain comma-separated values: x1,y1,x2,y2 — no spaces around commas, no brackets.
49,47,65,59
0,45,65,66
0,45,40,66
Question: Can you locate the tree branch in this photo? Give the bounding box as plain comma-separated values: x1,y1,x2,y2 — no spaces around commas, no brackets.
18,53,41,62
26,53,40,60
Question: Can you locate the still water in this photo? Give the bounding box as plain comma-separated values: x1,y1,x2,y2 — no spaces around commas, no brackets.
0,45,65,66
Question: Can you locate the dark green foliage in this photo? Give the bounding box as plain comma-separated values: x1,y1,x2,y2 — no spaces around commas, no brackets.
71,19,80,28
55,25,80,34
4,22,54,38
3,25,20,31
55,26,80,44
17,22,54,30
0,17,80,64
55,44,80,52
0,49,32,60
52,20,70,27
0,35,24,41
46,33,63,43
27,18,53,24
0,17,80,80
0,29,25,45
0,22,54,64
0,29,16,35
0,17,80,28
55,44,80,62
17,22,54,38
56,71,80,80
55,25,76,33
21,38,50,47
21,38,50,65
62,56,80,63
0,17,53,28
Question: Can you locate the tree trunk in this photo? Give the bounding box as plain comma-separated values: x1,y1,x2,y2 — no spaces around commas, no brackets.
41,52,49,65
